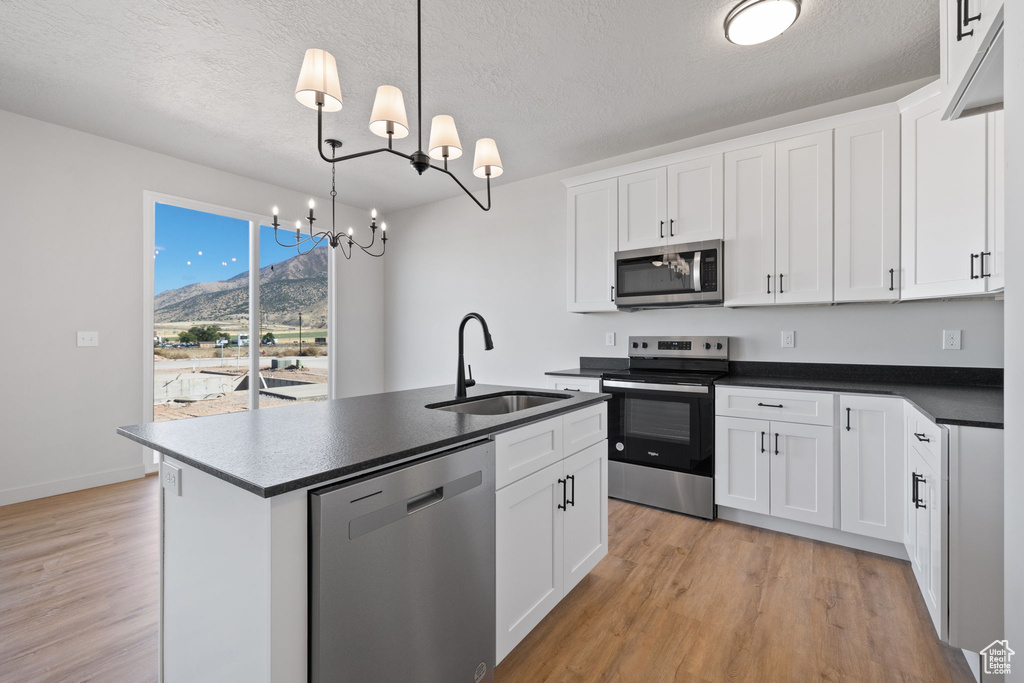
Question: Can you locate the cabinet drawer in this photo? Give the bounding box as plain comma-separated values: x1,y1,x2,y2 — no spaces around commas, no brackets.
716,386,835,426
562,403,607,456
545,377,601,393
494,416,563,490
906,405,944,475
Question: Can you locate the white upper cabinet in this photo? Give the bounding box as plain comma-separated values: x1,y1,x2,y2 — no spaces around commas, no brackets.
834,116,901,302
985,110,1004,290
617,168,667,251
567,179,617,312
839,395,905,543
901,93,989,299
724,144,776,307
775,131,834,305
666,154,724,244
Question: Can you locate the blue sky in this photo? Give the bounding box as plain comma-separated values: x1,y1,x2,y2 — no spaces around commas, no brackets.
154,203,319,295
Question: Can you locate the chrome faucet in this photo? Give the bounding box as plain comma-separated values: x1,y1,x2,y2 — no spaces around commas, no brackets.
456,312,494,399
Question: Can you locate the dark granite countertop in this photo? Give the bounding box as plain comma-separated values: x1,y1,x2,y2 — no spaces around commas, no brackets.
118,384,609,498
716,377,1003,429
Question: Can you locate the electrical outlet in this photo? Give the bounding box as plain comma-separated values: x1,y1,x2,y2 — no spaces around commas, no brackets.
943,329,962,350
77,331,99,347
781,330,795,348
605,332,616,347
162,462,182,496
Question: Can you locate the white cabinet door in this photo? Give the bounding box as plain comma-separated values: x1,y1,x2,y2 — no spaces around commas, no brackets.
985,110,1004,290
909,447,947,639
666,154,723,244
618,168,667,250
562,442,608,594
725,144,776,306
769,422,834,528
839,395,905,542
901,95,988,299
714,416,771,515
775,131,834,305
834,116,901,302
567,179,618,312
495,460,564,663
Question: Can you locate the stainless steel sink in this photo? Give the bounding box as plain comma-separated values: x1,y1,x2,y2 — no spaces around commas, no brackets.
427,391,571,416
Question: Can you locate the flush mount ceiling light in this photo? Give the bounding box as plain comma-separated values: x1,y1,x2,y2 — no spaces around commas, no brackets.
725,0,801,45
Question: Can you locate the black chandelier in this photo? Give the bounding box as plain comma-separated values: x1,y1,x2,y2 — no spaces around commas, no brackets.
272,0,503,256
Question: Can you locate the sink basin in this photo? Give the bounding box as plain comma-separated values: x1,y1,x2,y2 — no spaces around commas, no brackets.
427,391,571,416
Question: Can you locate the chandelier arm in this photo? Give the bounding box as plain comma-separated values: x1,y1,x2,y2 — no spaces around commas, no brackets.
427,164,492,211
317,104,414,164
274,228,315,249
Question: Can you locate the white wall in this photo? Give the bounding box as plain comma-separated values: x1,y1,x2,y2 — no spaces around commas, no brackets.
1003,0,1022,678
383,83,1004,392
0,110,384,506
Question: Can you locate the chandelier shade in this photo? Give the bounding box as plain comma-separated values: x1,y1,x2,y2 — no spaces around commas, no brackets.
473,138,503,178
294,49,343,112
369,85,410,139
428,115,463,160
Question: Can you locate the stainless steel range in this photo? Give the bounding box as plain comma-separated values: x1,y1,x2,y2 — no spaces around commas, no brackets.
603,336,728,520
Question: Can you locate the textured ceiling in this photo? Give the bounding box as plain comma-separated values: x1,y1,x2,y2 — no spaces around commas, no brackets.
0,0,938,212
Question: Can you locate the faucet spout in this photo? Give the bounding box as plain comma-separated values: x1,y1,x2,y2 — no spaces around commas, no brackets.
456,312,494,398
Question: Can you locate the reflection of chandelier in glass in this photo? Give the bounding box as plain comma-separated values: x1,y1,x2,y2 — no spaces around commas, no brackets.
652,254,692,280
272,0,503,257
271,140,386,259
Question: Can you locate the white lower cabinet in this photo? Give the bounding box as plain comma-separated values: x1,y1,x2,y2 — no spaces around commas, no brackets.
906,442,947,639
839,395,905,542
714,413,833,528
495,407,608,664
769,421,834,527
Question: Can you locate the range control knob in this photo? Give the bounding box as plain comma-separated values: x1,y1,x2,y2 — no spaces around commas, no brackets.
704,342,712,350
641,342,649,349
716,342,723,350
631,342,639,349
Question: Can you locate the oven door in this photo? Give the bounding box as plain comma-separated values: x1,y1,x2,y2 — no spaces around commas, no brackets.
604,380,714,477
614,240,722,308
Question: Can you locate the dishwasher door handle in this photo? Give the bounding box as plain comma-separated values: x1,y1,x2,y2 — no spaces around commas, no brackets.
407,487,444,514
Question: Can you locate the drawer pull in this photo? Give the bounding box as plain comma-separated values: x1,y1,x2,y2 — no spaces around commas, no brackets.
913,432,931,443
564,388,581,392
757,402,784,408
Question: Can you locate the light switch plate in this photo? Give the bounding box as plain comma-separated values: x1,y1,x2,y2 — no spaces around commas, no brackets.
162,462,182,496
77,331,99,347
943,329,962,350
781,331,795,348
605,332,616,347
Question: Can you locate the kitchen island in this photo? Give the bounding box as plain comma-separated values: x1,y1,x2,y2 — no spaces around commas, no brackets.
118,384,609,682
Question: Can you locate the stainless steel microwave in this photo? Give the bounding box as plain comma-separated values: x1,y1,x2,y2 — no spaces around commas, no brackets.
614,239,724,309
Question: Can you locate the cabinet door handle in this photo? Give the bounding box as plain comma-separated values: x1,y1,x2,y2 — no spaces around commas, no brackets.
566,474,575,507
669,218,675,237
911,471,920,506
660,220,665,239
757,402,784,408
970,253,980,279
766,274,772,294
778,273,784,294
760,431,766,454
913,432,931,443
774,433,780,455
557,478,567,511
980,252,991,278
846,407,852,432
912,473,927,509
963,0,981,25
889,268,895,292
957,0,977,39
610,285,615,302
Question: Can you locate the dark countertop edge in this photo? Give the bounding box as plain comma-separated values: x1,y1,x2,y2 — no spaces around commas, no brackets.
545,368,606,378
118,393,611,498
715,379,1003,430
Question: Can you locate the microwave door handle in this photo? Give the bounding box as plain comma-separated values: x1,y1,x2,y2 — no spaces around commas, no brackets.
693,251,702,292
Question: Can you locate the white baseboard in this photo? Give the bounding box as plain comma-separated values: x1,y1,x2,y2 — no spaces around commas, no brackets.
0,465,145,507
717,506,909,560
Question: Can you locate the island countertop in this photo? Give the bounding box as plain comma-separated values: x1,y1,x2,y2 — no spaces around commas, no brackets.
118,384,609,498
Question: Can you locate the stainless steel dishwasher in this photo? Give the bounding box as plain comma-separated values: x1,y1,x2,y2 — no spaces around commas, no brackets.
309,439,495,683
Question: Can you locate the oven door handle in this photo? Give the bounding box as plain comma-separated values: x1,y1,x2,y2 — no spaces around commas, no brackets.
601,380,709,394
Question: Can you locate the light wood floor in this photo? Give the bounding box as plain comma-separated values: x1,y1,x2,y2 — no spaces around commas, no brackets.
0,477,972,682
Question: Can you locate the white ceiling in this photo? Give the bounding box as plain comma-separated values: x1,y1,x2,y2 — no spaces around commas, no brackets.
0,0,938,212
